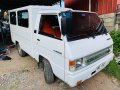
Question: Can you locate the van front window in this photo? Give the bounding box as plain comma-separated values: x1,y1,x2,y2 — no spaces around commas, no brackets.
61,11,107,41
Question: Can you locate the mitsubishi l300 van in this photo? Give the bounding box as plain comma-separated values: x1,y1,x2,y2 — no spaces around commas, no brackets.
9,6,114,87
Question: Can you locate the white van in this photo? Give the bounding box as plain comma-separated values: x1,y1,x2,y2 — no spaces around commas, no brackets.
9,5,114,87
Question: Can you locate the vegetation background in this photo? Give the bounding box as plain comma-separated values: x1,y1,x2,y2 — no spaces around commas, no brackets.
104,30,120,81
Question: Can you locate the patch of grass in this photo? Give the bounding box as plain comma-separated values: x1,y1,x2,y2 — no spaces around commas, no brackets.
110,30,120,56
104,58,120,80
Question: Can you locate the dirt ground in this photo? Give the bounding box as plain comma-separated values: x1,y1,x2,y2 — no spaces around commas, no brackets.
0,48,120,90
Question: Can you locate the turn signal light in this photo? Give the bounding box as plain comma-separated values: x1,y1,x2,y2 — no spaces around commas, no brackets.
69,60,76,71
69,60,75,65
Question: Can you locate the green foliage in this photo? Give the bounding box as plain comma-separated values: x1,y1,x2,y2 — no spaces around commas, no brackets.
105,30,120,81
104,59,120,80
110,30,120,56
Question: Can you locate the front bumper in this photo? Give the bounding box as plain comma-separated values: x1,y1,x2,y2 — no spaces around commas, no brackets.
65,53,114,87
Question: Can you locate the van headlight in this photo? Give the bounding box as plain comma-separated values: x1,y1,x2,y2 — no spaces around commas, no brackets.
76,58,84,68
69,58,85,71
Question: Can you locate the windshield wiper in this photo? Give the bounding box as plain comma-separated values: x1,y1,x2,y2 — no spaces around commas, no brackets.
67,34,89,39
89,33,96,39
88,26,96,38
70,33,96,39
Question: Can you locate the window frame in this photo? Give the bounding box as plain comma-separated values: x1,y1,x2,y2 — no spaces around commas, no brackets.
10,12,16,25
17,10,29,28
39,14,62,40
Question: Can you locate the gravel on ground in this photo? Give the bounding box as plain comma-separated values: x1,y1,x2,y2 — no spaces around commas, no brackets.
0,48,120,90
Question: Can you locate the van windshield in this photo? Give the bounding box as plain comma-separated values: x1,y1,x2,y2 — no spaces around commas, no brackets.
60,11,107,41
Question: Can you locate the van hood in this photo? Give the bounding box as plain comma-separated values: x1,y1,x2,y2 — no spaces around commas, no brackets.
65,34,113,59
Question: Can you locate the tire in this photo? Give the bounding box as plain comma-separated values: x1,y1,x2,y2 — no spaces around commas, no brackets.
17,43,27,57
38,61,44,71
43,59,55,84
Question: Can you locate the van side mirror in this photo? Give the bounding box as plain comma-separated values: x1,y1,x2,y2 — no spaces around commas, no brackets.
61,17,72,36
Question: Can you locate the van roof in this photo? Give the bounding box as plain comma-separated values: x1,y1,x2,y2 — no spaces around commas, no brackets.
9,5,71,12
9,5,97,14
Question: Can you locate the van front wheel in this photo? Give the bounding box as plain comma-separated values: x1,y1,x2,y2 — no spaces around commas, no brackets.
17,43,27,57
43,59,55,84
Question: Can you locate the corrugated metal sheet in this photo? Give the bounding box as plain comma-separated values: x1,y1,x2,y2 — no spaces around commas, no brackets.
117,0,120,4
92,0,117,14
65,0,117,15
65,0,89,11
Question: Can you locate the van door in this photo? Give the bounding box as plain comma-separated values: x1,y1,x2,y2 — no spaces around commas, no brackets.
34,14,65,81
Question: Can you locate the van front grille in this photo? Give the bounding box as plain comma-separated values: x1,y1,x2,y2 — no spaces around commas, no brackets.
85,48,110,65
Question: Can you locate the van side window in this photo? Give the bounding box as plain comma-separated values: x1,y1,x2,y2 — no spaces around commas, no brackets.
39,15,61,39
17,10,29,28
10,12,16,25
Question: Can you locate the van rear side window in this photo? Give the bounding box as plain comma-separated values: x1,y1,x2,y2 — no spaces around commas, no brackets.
10,12,16,25
17,10,29,28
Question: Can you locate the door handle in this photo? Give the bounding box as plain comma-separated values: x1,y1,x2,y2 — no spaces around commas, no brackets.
34,30,37,33
37,39,40,41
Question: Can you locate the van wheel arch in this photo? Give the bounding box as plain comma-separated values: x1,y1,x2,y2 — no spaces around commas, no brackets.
15,41,18,46
38,55,44,69
38,55,55,84
16,42,27,57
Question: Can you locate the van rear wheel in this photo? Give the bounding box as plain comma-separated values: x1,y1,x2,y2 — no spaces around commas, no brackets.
43,59,55,84
17,43,27,57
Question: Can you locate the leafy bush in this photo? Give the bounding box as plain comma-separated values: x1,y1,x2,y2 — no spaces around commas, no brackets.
104,30,120,81
110,30,120,56
104,58,120,80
